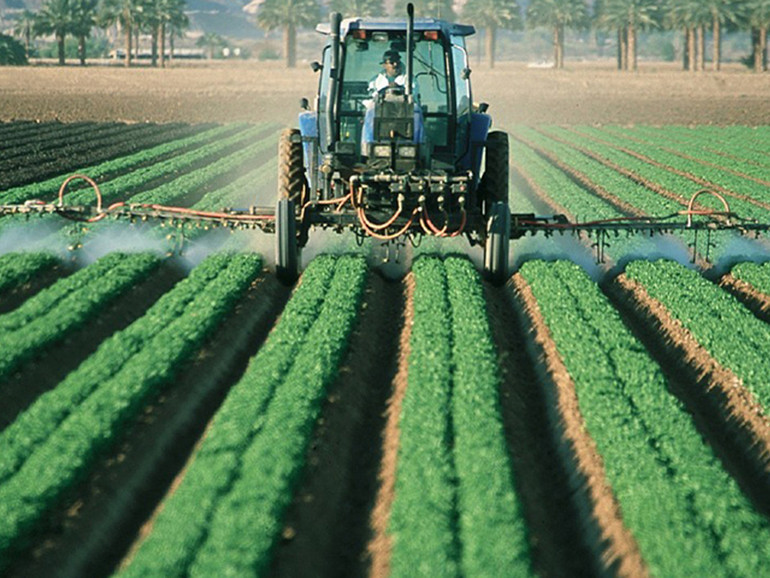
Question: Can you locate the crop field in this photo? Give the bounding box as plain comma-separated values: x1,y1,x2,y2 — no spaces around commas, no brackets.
2,118,770,578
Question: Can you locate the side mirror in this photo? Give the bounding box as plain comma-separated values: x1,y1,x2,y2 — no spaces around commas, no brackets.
299,97,310,111
477,102,489,113
461,67,471,80
310,61,322,72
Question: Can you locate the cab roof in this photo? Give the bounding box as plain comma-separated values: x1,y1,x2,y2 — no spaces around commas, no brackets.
316,17,475,38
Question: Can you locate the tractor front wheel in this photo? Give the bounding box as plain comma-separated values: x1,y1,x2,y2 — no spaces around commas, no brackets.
483,201,511,285
275,128,305,283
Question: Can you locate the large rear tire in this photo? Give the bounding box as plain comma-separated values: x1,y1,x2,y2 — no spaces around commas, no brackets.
276,128,305,283
479,131,509,211
483,201,510,286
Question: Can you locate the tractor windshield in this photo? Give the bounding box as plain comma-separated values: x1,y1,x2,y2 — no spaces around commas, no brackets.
338,30,451,157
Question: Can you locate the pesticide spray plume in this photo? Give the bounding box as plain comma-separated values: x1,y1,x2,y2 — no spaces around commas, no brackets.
709,233,770,277
0,219,69,258
77,221,170,266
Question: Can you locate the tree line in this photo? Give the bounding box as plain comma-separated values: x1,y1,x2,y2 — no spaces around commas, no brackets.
11,0,188,66
8,0,770,70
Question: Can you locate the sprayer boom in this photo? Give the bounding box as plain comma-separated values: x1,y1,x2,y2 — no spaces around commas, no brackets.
2,180,769,266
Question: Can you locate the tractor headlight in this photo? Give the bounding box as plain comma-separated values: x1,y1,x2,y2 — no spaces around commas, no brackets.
397,144,417,159
373,144,392,158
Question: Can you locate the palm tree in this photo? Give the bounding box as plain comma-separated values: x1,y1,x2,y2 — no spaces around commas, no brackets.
34,0,71,65
165,0,189,64
665,0,699,71
330,0,386,17
596,0,659,71
257,0,320,68
462,0,522,68
703,0,742,70
393,0,454,20
13,10,36,59
99,0,140,66
526,0,589,69
747,0,770,71
70,0,98,65
195,31,225,60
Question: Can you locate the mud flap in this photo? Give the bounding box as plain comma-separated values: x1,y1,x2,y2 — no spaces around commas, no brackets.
276,197,299,284
483,201,511,285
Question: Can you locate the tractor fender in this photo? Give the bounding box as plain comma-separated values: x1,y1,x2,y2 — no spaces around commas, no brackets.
298,111,318,175
469,112,492,186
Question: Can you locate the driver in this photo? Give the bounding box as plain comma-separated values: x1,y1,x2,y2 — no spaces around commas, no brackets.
368,50,406,96
361,49,424,155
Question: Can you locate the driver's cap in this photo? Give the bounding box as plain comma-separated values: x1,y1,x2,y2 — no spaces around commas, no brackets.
380,50,401,64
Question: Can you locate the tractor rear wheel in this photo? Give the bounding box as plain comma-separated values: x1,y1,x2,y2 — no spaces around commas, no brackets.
276,128,306,283
483,201,511,286
480,131,509,210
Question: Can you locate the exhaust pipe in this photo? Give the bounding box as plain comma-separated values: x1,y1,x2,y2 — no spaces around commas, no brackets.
326,11,342,151
406,3,414,100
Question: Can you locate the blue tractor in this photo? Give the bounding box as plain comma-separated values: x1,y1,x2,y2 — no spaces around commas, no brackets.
276,3,510,283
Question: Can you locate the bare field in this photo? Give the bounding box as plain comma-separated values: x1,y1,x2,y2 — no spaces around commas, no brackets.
2,60,770,126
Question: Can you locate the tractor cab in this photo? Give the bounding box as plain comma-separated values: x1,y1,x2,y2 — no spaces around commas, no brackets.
278,5,511,285
301,15,484,197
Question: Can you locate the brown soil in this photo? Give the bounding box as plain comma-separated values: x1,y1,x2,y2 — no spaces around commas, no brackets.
4,273,290,578
607,274,770,514
366,272,414,578
510,273,648,577
268,272,406,578
0,260,184,431
3,61,770,126
720,273,770,323
0,261,71,314
485,283,596,577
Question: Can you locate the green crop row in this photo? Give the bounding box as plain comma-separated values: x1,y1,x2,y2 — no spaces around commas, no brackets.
0,252,234,485
510,137,654,260
389,256,532,577
65,125,270,206
520,259,770,576
0,252,263,569
566,126,770,210
731,261,770,295
0,124,236,204
444,257,531,576
0,252,160,383
602,125,770,169
512,126,678,216
119,254,367,577
127,132,278,206
538,126,766,221
0,252,59,295
626,259,770,412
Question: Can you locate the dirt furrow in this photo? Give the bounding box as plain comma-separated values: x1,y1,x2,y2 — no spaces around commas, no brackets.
4,273,290,578
0,260,184,432
720,273,770,324
268,272,406,578
508,273,649,577
606,274,770,516
366,273,413,578
0,260,72,315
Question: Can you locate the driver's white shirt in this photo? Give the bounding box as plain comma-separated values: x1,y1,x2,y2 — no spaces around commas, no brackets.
368,73,406,95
